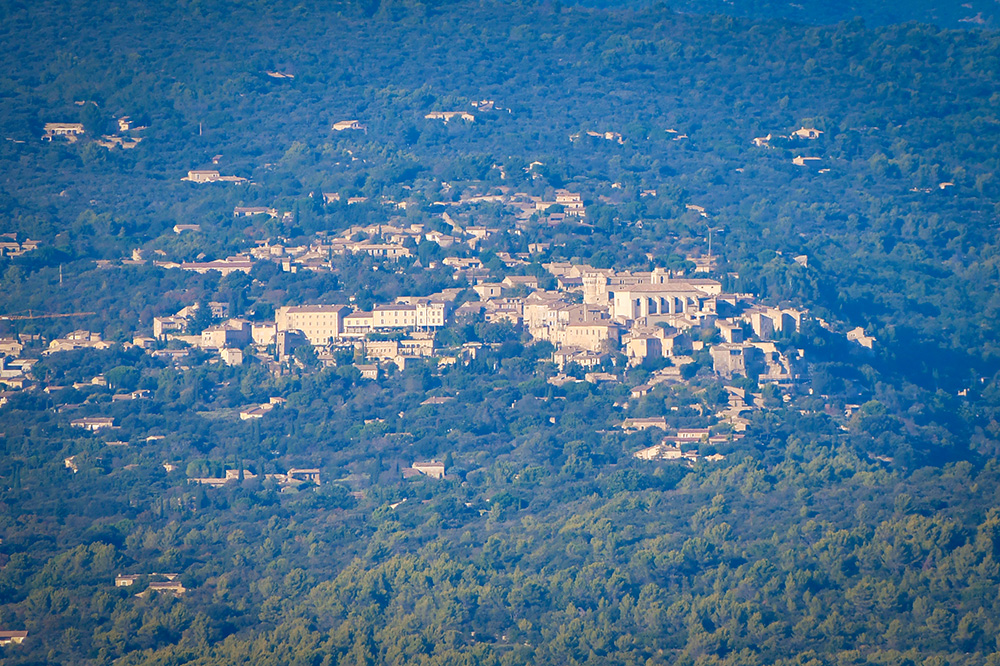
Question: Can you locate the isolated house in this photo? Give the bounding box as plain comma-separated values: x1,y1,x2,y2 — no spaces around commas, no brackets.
332,120,366,131
239,403,274,420
421,395,455,406
42,123,85,140
620,417,668,432
791,127,823,139
233,206,278,218
286,468,321,484
185,170,220,182
174,257,254,275
410,461,446,479
847,326,876,349
425,111,474,122
0,630,28,645
140,581,186,596
71,417,115,431
184,170,247,183
116,574,137,587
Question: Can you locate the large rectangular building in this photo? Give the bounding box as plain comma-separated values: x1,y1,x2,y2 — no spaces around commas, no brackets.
374,304,417,329
373,301,447,330
555,322,621,352
611,282,718,321
276,305,351,346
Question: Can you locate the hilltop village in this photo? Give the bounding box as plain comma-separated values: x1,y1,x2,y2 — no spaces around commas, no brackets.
135,258,809,396
7,111,875,468
5,2,1000,663
4,105,885,487
0,105,886,490
0,177,877,473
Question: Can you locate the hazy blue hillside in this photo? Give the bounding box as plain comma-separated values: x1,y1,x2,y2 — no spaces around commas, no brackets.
570,0,1000,29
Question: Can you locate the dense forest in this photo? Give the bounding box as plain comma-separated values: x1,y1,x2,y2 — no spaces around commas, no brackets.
2,0,1000,664
576,0,1000,30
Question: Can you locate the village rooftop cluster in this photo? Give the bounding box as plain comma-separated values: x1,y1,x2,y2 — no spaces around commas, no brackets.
2,114,883,487
2,234,878,470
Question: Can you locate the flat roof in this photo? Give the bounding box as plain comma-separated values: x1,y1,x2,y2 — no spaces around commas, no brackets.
283,304,349,312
